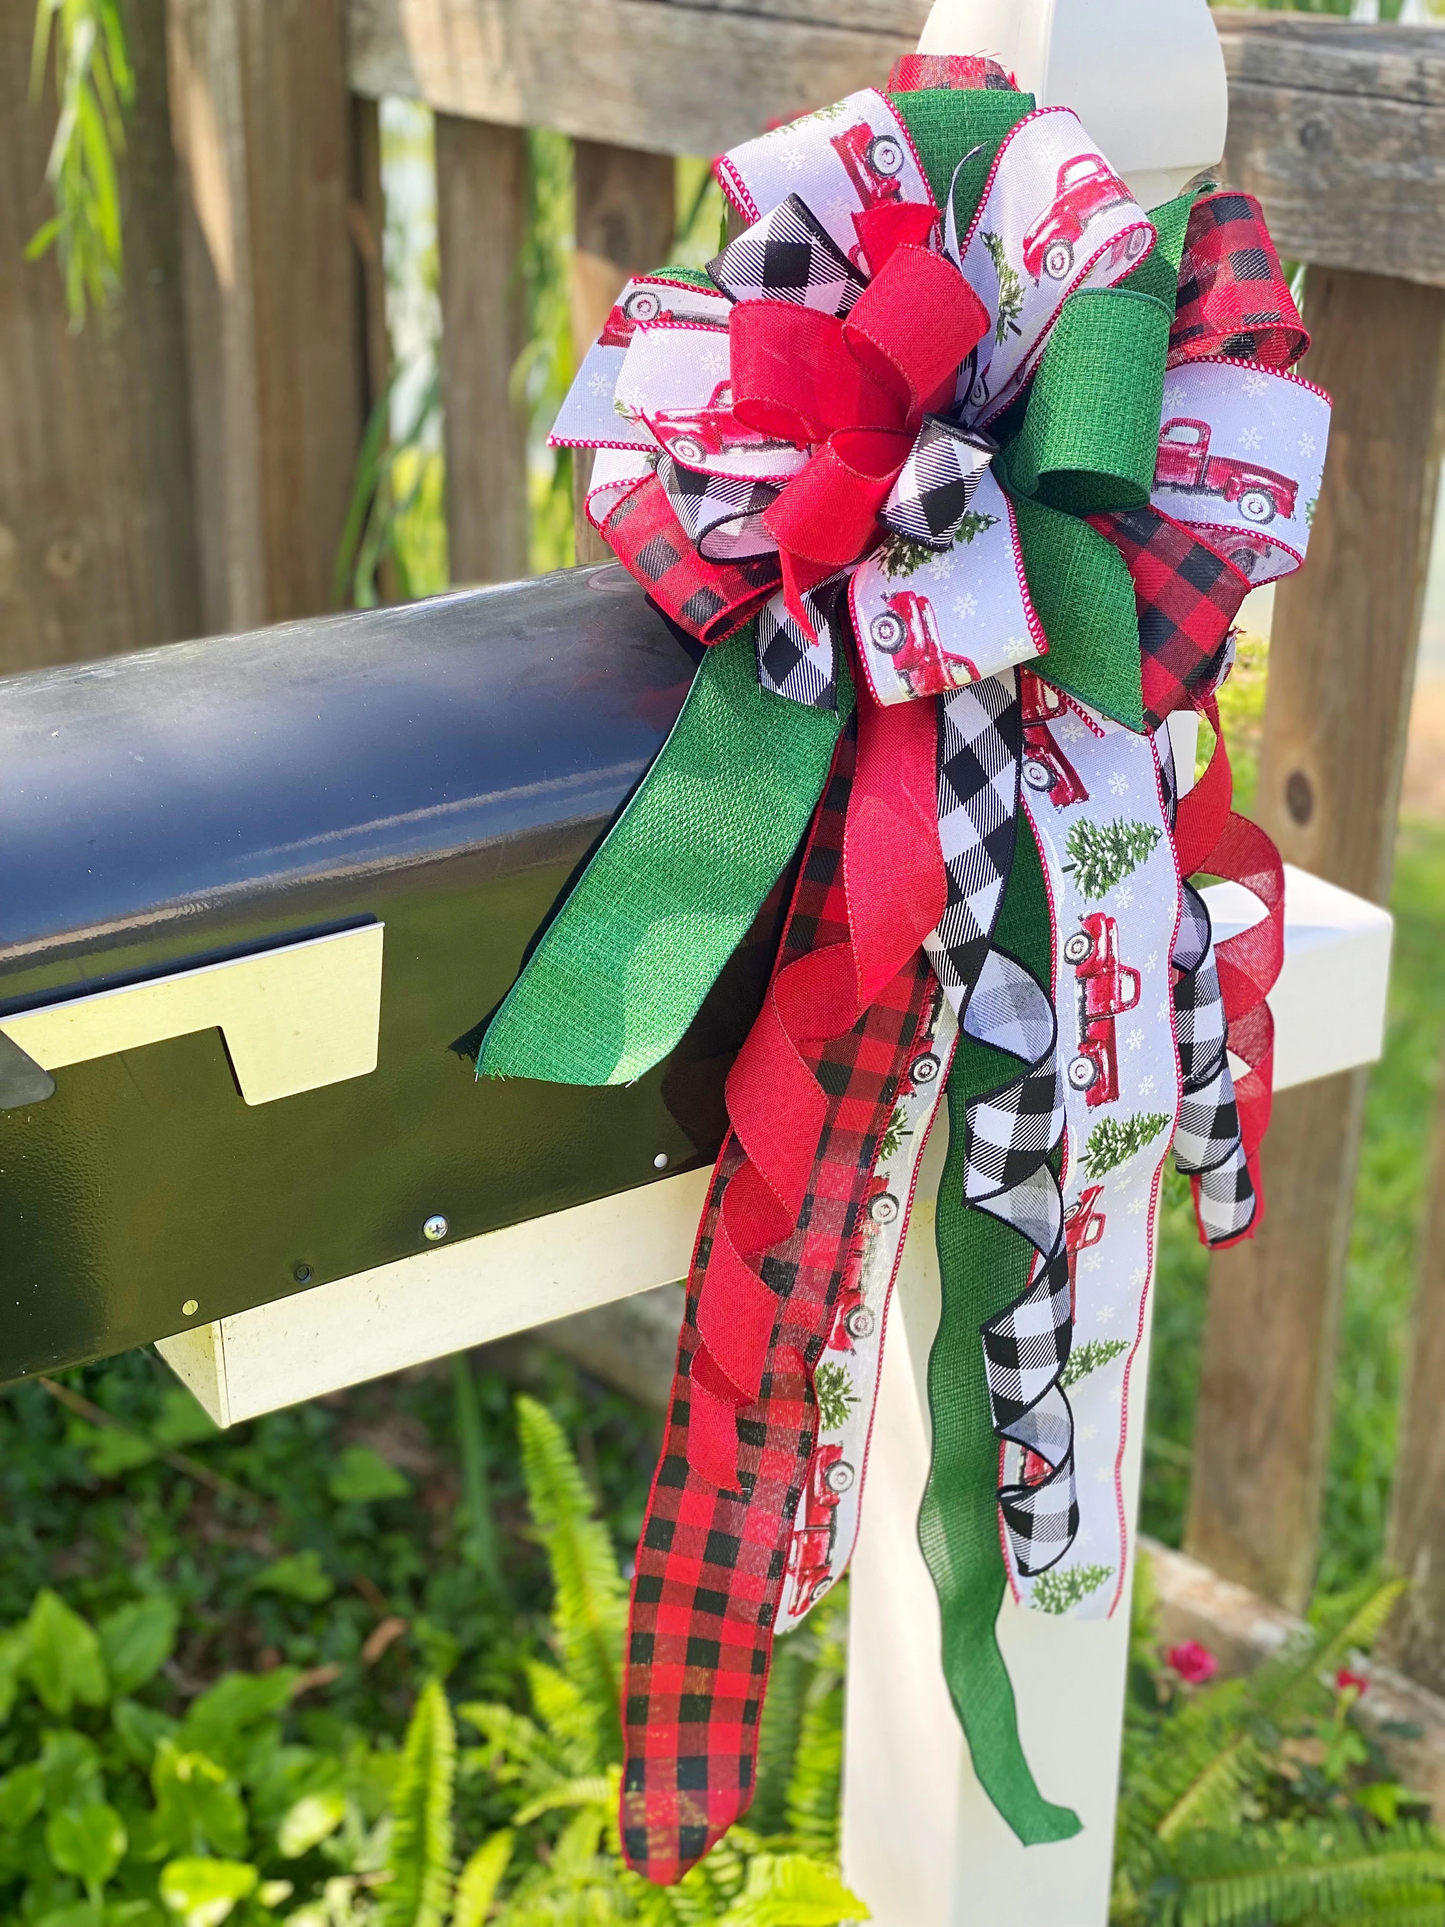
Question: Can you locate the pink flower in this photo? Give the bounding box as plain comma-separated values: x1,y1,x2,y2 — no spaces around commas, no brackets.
1166,1640,1219,1685
1336,1667,1369,1698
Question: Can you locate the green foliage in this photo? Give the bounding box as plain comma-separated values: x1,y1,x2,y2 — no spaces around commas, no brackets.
1064,817,1163,900
1060,1338,1129,1390
1113,1566,1438,1925
27,0,133,328
875,509,999,582
383,1681,456,1927
983,231,1024,342
1032,1563,1113,1615
1083,1112,1171,1182
812,1365,857,1437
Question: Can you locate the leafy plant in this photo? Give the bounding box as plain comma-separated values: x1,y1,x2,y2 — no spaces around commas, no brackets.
1083,1113,1172,1182
1063,817,1162,901
1060,1338,1129,1390
28,0,133,328
1112,1564,1444,1924
982,231,1024,342
1032,1563,1113,1615
813,1364,857,1435
875,509,999,582
445,1396,867,1923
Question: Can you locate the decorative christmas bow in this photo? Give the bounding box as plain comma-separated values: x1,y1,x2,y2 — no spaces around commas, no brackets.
480,55,1326,1887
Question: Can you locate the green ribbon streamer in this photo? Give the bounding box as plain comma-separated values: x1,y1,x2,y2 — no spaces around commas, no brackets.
479,626,850,1087
920,817,1081,1844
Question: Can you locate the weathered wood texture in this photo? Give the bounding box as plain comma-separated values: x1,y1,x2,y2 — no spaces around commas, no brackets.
345,0,920,157
1186,269,1445,1612
571,143,675,566
1218,16,1445,289
168,0,370,633
0,0,199,670
1383,1085,1445,1693
435,116,531,585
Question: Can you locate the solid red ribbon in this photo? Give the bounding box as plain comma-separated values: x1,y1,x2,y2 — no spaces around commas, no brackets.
689,682,946,1487
727,244,988,635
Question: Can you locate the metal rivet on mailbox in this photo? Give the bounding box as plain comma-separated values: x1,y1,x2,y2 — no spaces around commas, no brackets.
423,1215,449,1243
653,1153,669,1170
181,1298,199,1317
293,1264,312,1284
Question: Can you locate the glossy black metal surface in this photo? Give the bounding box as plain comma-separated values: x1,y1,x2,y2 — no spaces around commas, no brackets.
0,565,767,1381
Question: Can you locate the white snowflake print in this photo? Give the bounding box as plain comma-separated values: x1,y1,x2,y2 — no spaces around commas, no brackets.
1127,1194,1149,1217
1080,1422,1098,1444
1004,635,1038,663
930,552,957,582
1238,425,1263,452
1083,1251,1105,1275
1144,950,1159,973
1108,770,1131,797
1097,1303,1117,1327
1124,1025,1145,1054
953,592,978,621
1114,885,1134,910
1094,1464,1113,1484
1164,381,1187,409
1242,370,1269,399
1110,1382,1123,1406
1131,1265,1149,1288
1138,1074,1156,1099
1060,717,1088,745
699,349,727,377
588,371,613,397
779,142,808,173
1298,431,1317,459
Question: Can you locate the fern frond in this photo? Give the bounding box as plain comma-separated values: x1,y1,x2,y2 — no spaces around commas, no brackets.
751,1632,812,1837
783,1593,847,1862
453,1830,513,1927
381,1678,455,1927
523,1658,609,1771
715,1851,869,1926
515,1396,628,1755
1171,1820,1445,1927
457,1699,570,1790
512,1774,614,1827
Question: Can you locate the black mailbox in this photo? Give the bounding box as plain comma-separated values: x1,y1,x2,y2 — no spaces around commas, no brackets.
0,565,771,1384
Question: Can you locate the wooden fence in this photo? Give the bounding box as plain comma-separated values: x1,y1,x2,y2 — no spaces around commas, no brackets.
3,0,1445,1680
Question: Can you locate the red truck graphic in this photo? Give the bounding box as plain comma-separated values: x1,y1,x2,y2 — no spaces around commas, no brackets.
651,381,783,467
830,122,907,212
1022,155,1134,283
870,592,980,699
786,1444,855,1615
598,284,699,349
1064,914,1141,1107
1020,672,1088,808
1154,418,1298,525
1063,1183,1107,1317
827,1174,902,1350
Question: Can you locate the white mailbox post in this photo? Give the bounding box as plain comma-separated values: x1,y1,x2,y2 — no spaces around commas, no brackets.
155,9,1390,1921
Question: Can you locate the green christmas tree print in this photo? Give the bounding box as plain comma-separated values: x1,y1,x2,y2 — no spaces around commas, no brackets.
814,1361,858,1434
1082,1111,1171,1181
1063,817,1162,901
1032,1562,1114,1615
877,1102,909,1163
1059,1337,1130,1391
875,508,1000,582
983,231,1024,343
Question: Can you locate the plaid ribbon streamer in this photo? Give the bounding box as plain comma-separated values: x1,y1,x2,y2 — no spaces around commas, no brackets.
755,578,843,709
1171,879,1257,1245
621,729,940,1884
708,192,866,315
655,453,781,564
1090,505,1249,732
604,476,780,643
1171,190,1310,371
925,672,1025,1009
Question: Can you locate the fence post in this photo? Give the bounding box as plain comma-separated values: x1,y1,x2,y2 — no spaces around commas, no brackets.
0,0,199,671
436,118,532,585
1186,268,1445,1610
165,0,369,632
570,142,674,564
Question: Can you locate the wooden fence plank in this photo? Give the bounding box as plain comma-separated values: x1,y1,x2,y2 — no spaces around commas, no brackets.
345,0,913,157
571,143,675,566
1383,1085,1445,1693
168,0,369,632
1185,267,1445,1610
436,116,531,585
0,0,199,671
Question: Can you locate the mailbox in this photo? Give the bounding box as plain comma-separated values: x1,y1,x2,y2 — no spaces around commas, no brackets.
0,565,773,1385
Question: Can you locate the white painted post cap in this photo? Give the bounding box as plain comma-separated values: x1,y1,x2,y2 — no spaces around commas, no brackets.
917,0,1228,210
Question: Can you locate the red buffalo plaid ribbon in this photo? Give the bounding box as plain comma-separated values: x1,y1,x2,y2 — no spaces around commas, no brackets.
621,726,940,1882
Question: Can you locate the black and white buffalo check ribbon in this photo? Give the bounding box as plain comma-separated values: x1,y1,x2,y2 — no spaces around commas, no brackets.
655,453,780,564
881,414,996,550
1171,880,1257,1245
918,672,1076,1575
755,578,845,709
708,192,866,315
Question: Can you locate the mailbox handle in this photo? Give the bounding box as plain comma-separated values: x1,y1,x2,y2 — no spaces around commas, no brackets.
0,924,384,1107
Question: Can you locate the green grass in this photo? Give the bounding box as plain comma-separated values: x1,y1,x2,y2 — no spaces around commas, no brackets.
1141,635,1445,1590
